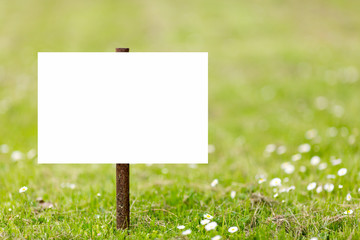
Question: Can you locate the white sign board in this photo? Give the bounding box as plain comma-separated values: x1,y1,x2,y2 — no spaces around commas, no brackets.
38,52,208,164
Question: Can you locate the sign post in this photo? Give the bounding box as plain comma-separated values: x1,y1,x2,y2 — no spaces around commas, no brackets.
115,47,130,230
38,50,208,231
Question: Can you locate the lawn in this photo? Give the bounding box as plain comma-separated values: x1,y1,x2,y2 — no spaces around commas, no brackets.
1,0,360,239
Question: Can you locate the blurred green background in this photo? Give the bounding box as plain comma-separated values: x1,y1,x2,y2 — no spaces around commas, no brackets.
1,0,360,239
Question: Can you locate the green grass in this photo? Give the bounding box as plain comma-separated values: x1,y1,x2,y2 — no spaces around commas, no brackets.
1,0,360,239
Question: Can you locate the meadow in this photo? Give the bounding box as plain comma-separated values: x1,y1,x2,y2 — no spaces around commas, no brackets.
1,0,360,239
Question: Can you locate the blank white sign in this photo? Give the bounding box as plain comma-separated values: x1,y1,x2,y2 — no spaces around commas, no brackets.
38,52,208,164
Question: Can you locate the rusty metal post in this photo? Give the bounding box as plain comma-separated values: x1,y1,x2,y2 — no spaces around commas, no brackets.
115,47,130,230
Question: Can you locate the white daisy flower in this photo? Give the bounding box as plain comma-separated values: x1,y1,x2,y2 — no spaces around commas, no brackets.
211,179,219,187
313,136,322,144
258,178,266,184
269,178,281,187
204,214,213,220
19,186,28,193
277,146,287,155
327,127,338,137
211,236,222,240
287,186,296,192
318,163,327,170
346,193,351,201
205,222,218,231
327,174,336,179
97,193,101,197
0,144,9,153
305,129,318,140
307,182,317,191
343,66,358,83
177,225,185,229
281,162,295,174
235,137,245,145
300,166,306,172
315,96,328,110
208,144,215,154
182,229,191,235
298,143,311,153
201,219,210,225
188,164,198,169
283,163,295,174
283,177,289,183
305,129,317,139
291,153,301,162
27,149,36,159
8,208,12,211
349,135,356,145
230,191,236,199
279,187,287,193
11,151,24,161
331,158,342,166
280,162,291,171
61,183,76,189
273,193,279,198
358,188,360,192
332,105,344,118
316,186,323,193
338,168,347,176
344,209,353,215
95,215,100,219
338,185,343,189
265,144,276,153
310,237,318,240
228,226,238,233
256,174,266,179
324,183,334,192
310,156,320,166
